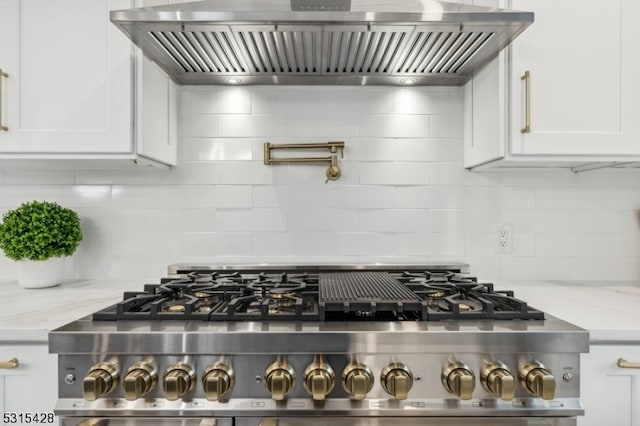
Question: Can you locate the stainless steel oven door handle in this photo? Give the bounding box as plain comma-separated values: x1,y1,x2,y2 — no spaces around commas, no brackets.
60,419,232,426
237,417,579,426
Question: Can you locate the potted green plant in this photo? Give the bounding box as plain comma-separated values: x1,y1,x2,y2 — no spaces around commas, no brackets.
0,200,82,288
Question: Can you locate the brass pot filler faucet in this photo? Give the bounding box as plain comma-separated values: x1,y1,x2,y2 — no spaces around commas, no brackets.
264,141,345,183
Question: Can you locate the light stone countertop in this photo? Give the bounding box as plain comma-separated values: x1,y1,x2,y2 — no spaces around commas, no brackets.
0,278,639,344
0,279,144,342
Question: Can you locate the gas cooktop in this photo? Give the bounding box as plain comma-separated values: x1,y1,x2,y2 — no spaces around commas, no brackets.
93,265,544,321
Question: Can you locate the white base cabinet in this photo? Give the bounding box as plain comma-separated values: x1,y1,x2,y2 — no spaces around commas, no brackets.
0,344,58,426
579,345,640,426
465,0,640,170
0,0,177,167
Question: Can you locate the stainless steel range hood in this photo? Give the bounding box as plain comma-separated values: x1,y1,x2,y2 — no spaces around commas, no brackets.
111,0,533,86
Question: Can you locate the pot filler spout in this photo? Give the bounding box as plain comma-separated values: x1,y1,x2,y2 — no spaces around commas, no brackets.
110,0,533,86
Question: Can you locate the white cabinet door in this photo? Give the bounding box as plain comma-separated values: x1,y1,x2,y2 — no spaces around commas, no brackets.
0,0,133,154
0,344,59,426
510,0,640,156
579,345,640,426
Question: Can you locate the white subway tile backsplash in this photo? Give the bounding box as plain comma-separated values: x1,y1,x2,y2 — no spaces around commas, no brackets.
395,186,466,209
207,186,253,208
359,209,428,233
215,209,252,232
604,233,640,257
289,232,341,255
394,87,463,115
112,186,183,209
253,232,292,256
181,114,218,137
605,189,640,210
360,163,429,185
288,209,358,232
3,169,75,185
395,139,463,162
180,138,254,162
217,162,287,185
0,256,18,279
275,88,394,115
430,210,465,233
430,115,464,138
464,233,494,256
252,209,288,232
360,114,430,138
0,186,42,208
535,233,606,257
337,233,396,256
253,186,288,208
181,232,252,256
285,186,395,209
287,113,359,138
570,210,638,233
147,210,182,232
111,231,181,256
146,163,218,185
395,233,465,256
180,209,216,232
511,233,536,257
218,114,286,137
5,85,640,281
75,169,147,185
215,209,288,232
536,187,604,210
348,139,396,162
430,163,500,186
501,257,571,280
500,210,571,233
181,87,251,114
570,257,640,280
466,187,535,210
41,185,111,208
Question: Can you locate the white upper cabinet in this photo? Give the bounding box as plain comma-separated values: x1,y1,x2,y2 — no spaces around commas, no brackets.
0,0,176,166
465,0,640,169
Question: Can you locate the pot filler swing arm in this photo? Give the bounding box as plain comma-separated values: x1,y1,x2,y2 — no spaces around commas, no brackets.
264,141,345,183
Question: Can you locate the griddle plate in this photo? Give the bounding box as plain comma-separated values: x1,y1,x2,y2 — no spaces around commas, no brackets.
319,272,428,319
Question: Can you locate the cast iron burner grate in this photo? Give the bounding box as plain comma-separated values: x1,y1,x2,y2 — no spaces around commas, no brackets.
92,269,544,321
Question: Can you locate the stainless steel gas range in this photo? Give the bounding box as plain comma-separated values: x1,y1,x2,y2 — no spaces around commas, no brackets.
49,264,589,426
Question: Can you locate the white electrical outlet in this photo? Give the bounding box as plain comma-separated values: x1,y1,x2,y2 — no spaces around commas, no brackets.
495,224,512,253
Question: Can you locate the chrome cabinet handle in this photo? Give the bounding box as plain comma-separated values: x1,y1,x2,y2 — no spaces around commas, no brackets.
0,358,19,369
0,68,7,131
618,358,640,369
520,70,531,134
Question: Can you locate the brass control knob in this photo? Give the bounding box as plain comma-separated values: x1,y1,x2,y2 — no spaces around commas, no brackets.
342,361,374,401
381,362,413,400
481,362,515,401
303,355,336,401
163,363,196,401
123,361,157,401
202,363,235,401
519,361,556,400
83,362,120,401
442,361,475,400
264,359,296,401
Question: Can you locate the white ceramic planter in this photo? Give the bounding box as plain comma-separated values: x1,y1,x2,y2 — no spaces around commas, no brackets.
18,257,65,289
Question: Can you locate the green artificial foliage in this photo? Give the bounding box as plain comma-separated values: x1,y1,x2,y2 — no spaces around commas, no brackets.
0,201,83,261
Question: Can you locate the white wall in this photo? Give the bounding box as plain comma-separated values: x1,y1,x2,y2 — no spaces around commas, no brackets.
1,85,639,281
